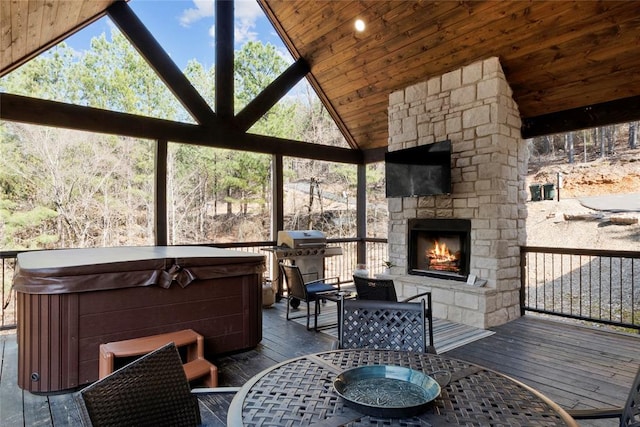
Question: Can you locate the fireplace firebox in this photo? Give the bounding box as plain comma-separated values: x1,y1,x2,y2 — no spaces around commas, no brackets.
408,218,471,281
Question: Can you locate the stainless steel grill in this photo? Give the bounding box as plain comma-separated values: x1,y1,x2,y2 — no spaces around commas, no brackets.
267,230,342,298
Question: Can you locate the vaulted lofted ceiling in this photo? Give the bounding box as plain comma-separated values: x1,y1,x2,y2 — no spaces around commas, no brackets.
2,0,640,156
258,0,640,149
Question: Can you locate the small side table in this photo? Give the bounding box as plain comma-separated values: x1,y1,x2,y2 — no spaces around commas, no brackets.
314,290,357,332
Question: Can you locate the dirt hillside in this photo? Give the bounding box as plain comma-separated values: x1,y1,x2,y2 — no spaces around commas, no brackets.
525,150,640,251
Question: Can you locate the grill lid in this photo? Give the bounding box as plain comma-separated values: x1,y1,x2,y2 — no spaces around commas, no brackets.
277,230,326,248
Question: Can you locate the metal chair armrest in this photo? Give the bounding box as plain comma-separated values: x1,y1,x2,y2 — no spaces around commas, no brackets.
401,291,432,303
191,387,241,394
566,407,623,420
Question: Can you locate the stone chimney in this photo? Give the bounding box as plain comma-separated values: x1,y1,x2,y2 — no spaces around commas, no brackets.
386,57,527,328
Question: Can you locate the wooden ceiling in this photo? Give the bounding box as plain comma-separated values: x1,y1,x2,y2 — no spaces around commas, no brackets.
1,1,640,154
258,0,640,149
0,0,120,77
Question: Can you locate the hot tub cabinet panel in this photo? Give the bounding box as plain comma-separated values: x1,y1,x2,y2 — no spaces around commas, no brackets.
14,246,264,393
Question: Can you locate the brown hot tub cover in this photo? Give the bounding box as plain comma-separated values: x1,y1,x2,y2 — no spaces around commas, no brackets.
14,246,265,294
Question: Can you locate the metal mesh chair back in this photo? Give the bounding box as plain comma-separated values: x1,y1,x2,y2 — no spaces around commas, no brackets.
338,297,427,353
353,275,398,301
74,342,201,427
621,365,640,427
280,263,308,300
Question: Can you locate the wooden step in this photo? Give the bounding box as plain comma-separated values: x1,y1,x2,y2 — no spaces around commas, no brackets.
100,329,204,360
99,329,217,387
184,358,218,387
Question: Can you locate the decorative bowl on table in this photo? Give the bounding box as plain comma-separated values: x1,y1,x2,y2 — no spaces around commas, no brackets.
333,365,442,418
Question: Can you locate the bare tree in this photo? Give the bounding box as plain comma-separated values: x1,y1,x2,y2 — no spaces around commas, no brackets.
630,122,638,149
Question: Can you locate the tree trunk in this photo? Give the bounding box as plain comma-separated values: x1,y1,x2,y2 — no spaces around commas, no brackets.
630,122,638,149
566,132,574,164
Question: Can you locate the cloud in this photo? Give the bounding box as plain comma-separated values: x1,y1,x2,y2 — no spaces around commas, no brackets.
235,1,262,44
181,0,262,45
179,0,214,27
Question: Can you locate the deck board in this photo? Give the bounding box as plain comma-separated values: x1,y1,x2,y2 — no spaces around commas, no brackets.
1,301,639,426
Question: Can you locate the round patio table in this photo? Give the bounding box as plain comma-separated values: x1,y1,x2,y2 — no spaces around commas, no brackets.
227,349,577,426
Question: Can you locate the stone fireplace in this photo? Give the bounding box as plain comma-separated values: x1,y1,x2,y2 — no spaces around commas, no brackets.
408,218,471,281
385,57,527,329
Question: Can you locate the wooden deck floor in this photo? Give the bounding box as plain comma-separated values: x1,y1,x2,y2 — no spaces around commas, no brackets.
1,300,639,426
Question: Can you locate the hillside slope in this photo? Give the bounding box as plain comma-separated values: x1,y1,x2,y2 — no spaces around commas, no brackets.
525,151,639,251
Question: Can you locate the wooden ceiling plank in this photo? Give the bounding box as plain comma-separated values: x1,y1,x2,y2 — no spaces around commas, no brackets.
506,23,640,88
503,2,637,61
308,1,471,78
324,15,640,116
0,0,13,66
77,0,113,22
312,0,549,81
321,13,639,144
316,0,619,101
316,1,568,94
10,0,28,63
272,0,363,46
36,1,64,55
26,0,45,53
517,67,640,110
296,1,402,57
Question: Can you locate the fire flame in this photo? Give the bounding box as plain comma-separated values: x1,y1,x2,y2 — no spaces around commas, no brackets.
426,241,459,272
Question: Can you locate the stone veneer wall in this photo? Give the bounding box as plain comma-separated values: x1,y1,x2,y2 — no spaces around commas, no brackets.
386,57,526,328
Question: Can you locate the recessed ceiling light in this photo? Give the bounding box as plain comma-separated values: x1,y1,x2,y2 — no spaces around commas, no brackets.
355,19,365,32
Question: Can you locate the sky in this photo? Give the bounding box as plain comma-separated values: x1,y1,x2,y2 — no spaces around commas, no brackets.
65,0,293,70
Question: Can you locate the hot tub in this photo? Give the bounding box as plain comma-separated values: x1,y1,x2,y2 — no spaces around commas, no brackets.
13,246,265,393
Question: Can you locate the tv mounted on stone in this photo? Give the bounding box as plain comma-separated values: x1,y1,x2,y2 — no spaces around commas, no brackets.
385,140,452,198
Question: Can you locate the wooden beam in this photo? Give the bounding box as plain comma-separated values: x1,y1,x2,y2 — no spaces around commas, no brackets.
215,0,234,120
361,146,387,164
356,163,366,264
271,154,284,299
1,93,204,141
154,140,168,246
0,93,361,164
522,95,640,139
235,58,310,132
106,1,216,125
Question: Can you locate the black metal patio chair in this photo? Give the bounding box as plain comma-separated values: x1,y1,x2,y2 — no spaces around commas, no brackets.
280,263,340,330
337,296,430,353
567,364,640,426
353,275,436,353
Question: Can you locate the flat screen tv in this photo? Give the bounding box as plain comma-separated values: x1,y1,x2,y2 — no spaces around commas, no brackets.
385,140,452,197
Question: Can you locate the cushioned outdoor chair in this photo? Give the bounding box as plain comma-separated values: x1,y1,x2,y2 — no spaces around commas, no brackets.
567,365,640,426
337,296,431,353
353,275,436,353
280,263,340,330
74,342,201,427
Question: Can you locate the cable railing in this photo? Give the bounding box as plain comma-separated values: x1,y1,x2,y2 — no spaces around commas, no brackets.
521,246,640,332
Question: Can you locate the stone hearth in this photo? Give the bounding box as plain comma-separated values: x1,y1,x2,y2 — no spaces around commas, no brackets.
385,57,527,329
